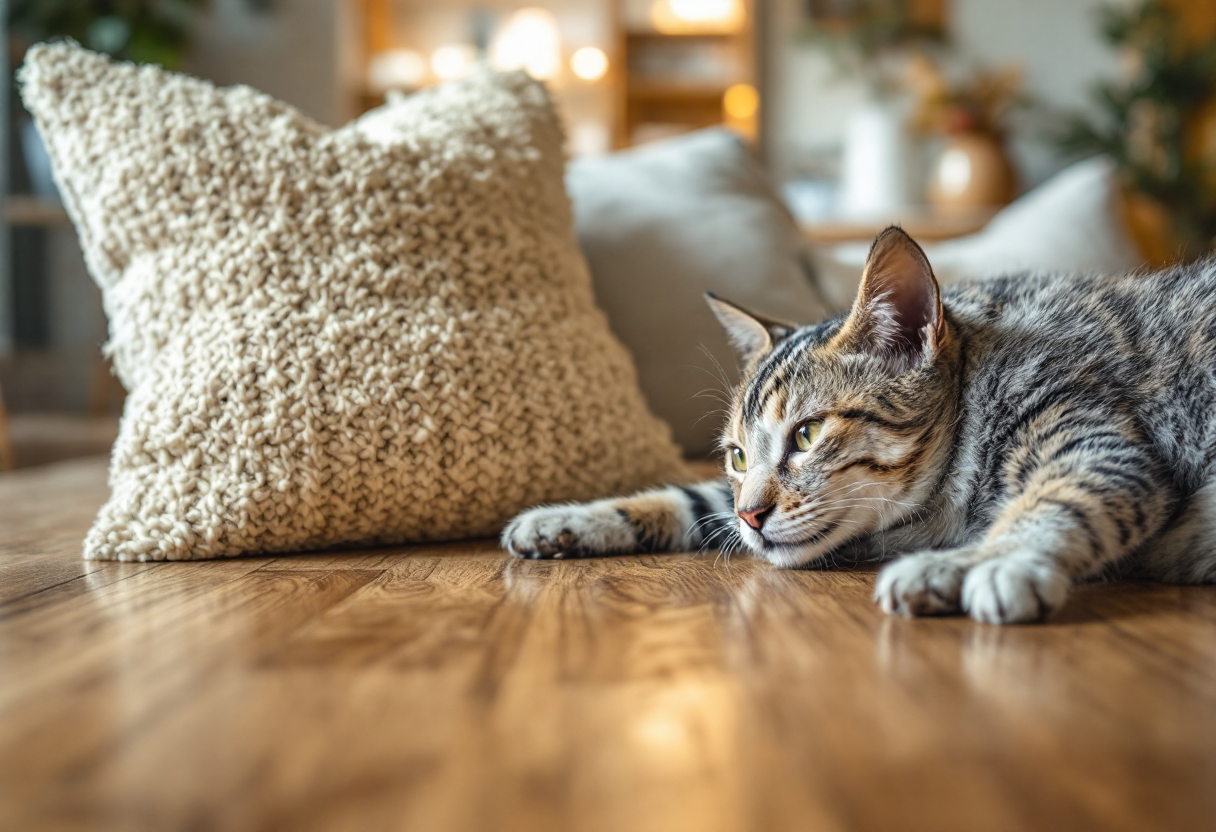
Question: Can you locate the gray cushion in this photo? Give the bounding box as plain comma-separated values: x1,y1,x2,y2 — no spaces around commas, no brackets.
567,130,830,457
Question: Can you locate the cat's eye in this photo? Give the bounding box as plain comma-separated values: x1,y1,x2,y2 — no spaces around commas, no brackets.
795,420,823,452
730,447,748,473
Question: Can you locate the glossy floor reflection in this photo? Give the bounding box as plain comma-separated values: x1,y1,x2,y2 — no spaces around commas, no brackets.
2,458,1215,831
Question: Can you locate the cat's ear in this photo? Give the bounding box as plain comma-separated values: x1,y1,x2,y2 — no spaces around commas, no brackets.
833,226,944,370
705,292,798,366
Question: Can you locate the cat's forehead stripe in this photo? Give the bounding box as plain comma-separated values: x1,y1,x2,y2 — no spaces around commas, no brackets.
742,317,849,423
743,329,818,420
752,370,789,423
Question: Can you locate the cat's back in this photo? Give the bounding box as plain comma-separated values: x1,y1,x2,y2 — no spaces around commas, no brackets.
944,257,1216,483
944,258,1216,362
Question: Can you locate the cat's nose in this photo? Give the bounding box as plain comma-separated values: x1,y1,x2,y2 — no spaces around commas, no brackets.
738,503,774,531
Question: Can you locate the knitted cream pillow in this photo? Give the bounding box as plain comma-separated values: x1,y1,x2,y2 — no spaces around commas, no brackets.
21,43,686,561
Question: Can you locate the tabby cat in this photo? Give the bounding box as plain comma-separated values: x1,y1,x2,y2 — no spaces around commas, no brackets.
502,227,1216,624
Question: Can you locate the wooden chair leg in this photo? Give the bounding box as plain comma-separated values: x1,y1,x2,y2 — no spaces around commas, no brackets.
0,383,14,472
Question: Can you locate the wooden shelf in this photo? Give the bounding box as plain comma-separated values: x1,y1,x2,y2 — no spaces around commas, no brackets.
625,29,740,40
626,80,730,100
4,196,70,228
614,0,757,148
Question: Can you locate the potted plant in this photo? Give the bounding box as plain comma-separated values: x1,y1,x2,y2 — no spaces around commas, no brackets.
1055,0,1216,261
908,56,1025,211
8,0,207,198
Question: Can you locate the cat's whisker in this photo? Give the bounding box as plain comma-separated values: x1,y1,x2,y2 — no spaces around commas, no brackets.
688,349,736,414
694,343,735,393
699,522,739,553
689,509,734,534
691,389,732,407
691,519,738,553
813,480,890,500
786,495,920,524
712,524,744,563
693,407,732,428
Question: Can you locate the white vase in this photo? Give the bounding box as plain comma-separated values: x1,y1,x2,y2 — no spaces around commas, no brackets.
839,101,908,218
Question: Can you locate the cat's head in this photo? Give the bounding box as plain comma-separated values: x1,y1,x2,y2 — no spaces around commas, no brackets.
709,227,959,567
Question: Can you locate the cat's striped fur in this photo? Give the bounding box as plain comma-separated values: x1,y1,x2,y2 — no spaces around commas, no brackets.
503,227,1216,623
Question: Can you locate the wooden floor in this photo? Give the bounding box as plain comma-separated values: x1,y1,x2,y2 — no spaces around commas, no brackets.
3,459,1216,832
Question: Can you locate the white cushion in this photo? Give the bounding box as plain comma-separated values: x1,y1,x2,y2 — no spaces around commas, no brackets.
813,156,1145,310
21,43,687,561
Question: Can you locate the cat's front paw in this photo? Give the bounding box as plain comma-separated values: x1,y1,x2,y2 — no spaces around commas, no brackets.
961,557,1070,624
501,502,633,560
874,546,1072,624
874,551,968,616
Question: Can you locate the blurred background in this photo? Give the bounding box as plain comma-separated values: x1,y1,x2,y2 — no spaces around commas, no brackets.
1,0,1214,469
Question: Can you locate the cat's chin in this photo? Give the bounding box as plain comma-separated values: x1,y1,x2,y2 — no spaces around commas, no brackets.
741,531,833,569
757,545,825,569
739,519,847,568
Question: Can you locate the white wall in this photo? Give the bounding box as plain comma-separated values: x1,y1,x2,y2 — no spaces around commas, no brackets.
765,0,1128,191
188,0,351,126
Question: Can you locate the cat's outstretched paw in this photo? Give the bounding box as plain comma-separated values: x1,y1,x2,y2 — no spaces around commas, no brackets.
961,557,1070,624
875,546,1072,624
501,502,633,559
874,551,968,616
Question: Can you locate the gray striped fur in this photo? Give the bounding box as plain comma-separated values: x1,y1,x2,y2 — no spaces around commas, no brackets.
503,227,1216,623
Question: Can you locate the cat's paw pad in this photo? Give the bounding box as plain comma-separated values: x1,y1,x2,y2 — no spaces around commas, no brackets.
874,552,967,616
501,503,632,560
961,557,1069,624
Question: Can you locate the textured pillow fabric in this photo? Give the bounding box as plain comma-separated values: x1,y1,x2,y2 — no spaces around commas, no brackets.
566,130,830,457
21,43,686,561
812,156,1146,311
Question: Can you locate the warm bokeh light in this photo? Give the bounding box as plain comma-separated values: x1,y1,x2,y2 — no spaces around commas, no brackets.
723,83,759,120
570,46,609,82
651,0,744,34
431,44,477,81
490,8,562,81
935,148,974,195
672,0,735,23
367,49,427,91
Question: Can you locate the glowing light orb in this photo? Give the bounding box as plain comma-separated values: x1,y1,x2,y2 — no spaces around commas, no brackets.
431,44,477,81
491,8,562,81
570,46,609,81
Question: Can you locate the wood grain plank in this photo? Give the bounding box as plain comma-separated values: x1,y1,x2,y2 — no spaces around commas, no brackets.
2,458,1216,831
0,568,380,831
0,455,112,605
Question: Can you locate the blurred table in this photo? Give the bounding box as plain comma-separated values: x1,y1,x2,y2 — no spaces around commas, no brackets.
801,206,1000,245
